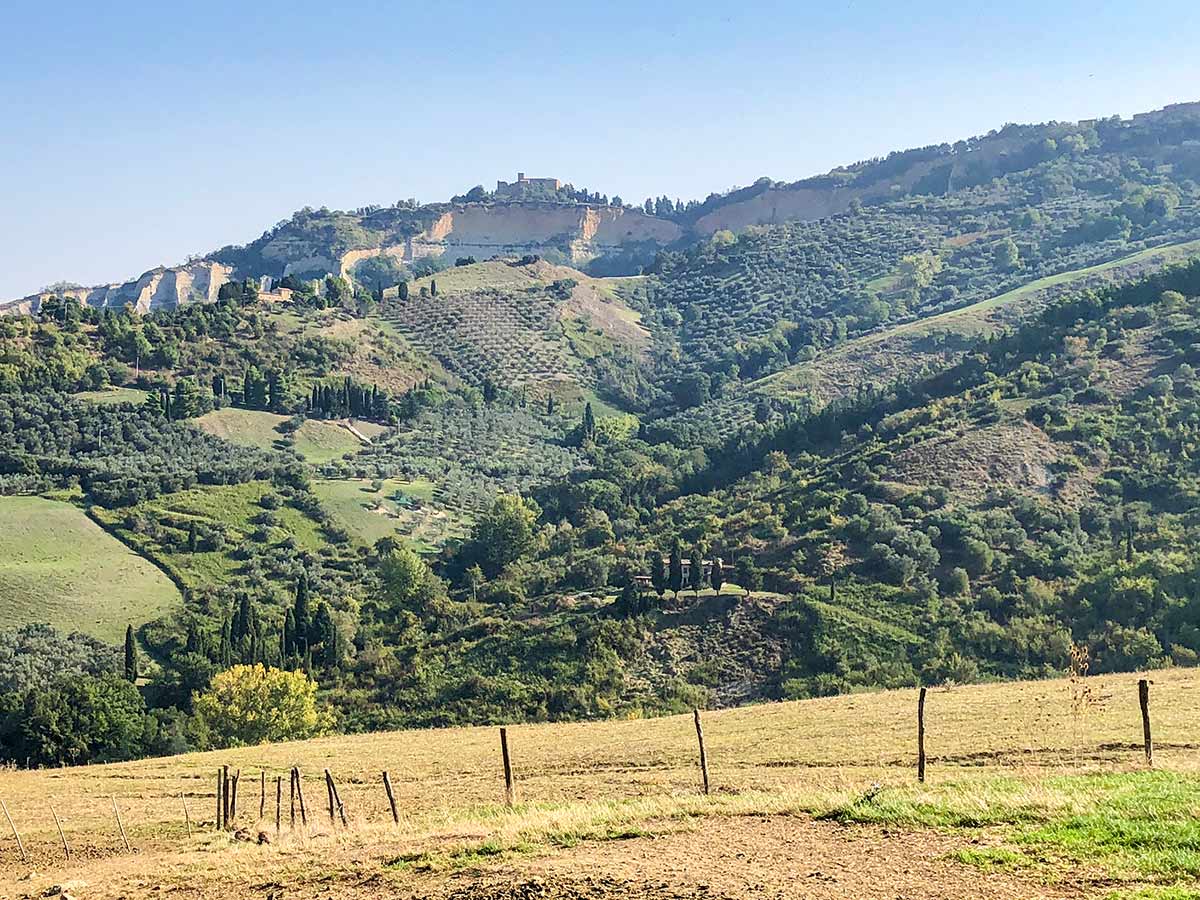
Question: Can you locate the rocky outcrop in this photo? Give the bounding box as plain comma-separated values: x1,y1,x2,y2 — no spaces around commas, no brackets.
2,202,680,314
338,203,683,276
4,260,232,315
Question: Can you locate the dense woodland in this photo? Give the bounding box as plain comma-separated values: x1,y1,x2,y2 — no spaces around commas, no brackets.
3,105,1200,766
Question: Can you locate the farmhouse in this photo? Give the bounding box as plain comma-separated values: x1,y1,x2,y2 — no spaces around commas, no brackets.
633,558,733,590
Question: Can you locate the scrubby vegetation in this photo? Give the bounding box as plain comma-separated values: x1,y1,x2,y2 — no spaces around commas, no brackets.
4,103,1200,766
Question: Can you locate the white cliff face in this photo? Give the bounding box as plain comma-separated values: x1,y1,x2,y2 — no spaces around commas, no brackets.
3,261,233,315
1,202,685,314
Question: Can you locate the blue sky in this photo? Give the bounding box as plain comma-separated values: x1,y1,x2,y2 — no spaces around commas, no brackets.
1,0,1198,299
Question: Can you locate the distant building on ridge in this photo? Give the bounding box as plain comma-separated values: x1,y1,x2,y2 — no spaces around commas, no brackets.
495,172,561,197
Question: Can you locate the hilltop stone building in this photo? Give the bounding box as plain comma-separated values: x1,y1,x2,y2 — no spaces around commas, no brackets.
495,172,561,197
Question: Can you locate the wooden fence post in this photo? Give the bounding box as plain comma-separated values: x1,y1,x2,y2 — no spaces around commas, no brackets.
289,769,296,829
230,769,240,822
382,771,399,824
918,687,928,784
324,769,336,824
221,764,230,829
216,768,223,831
330,774,347,828
499,727,516,807
51,804,71,859
295,767,308,825
1,799,28,863
693,709,710,796
1139,679,1153,766
275,776,282,834
259,771,266,820
112,796,131,852
181,792,192,838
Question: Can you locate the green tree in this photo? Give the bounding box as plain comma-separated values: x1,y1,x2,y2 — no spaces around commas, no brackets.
709,556,725,595
994,237,1021,272
465,493,539,577
650,550,667,600
668,539,683,599
581,402,597,441
193,665,331,748
820,542,848,603
123,625,138,682
688,548,704,597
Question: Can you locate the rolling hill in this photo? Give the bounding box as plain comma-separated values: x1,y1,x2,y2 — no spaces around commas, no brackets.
3,99,1200,777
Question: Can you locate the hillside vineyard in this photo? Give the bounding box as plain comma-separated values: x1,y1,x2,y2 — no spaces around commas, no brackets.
2,101,1200,771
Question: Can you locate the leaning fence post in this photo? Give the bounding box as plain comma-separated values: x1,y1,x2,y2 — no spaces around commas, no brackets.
112,796,131,852
693,708,711,796
918,686,928,784
330,774,347,828
221,764,230,829
51,804,71,859
259,771,266,820
294,767,308,825
383,771,399,824
324,769,336,824
230,769,240,822
1,799,28,863
499,727,516,807
1139,678,1153,766
289,769,296,829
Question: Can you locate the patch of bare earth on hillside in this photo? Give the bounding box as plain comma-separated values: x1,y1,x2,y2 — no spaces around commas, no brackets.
889,420,1068,500
397,817,1084,900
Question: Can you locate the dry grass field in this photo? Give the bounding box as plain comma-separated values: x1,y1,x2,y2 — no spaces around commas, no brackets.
1,668,1197,899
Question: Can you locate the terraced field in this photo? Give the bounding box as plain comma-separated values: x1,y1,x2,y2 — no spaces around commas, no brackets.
0,495,180,641
377,259,647,398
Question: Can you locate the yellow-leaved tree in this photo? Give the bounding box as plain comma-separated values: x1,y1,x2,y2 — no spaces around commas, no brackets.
194,664,332,748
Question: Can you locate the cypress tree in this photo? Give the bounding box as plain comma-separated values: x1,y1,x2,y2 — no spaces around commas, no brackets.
219,616,232,668
398,280,409,301
294,572,311,644
650,550,667,599
582,402,596,441
123,625,138,682
430,278,438,297
283,608,295,659
668,539,683,599
689,548,704,597
710,556,725,595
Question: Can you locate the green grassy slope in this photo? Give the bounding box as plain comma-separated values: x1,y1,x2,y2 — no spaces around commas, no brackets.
193,407,363,463
0,496,181,641
313,478,468,553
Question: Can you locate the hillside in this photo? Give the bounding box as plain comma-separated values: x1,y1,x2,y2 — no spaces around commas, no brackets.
0,668,1196,899
8,102,1198,321
4,100,1200,777
0,495,180,642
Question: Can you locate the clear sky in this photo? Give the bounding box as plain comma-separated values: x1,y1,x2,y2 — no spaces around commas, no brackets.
1,0,1198,299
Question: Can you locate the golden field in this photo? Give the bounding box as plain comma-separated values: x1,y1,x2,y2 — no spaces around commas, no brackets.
0,668,1196,899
